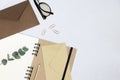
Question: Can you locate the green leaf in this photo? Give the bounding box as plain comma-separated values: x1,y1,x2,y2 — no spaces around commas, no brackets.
12,51,20,59
2,59,7,65
18,49,25,56
22,46,29,52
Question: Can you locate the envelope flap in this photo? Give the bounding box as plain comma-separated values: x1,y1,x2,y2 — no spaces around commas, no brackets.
49,45,67,74
0,1,28,20
42,44,71,80
0,1,39,39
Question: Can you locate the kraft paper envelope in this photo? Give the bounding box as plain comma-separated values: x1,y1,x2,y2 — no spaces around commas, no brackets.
0,0,39,39
30,40,76,80
42,44,72,80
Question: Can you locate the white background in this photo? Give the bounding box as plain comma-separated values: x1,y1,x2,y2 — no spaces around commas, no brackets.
0,0,120,80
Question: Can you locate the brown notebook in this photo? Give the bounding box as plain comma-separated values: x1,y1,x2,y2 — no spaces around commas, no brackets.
25,39,76,80
0,0,39,39
0,33,76,80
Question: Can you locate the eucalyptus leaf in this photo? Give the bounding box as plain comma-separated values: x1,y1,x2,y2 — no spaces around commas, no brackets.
2,59,7,65
18,49,25,56
12,51,20,59
22,46,29,52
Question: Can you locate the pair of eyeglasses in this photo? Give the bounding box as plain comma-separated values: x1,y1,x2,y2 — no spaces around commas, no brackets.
34,0,54,19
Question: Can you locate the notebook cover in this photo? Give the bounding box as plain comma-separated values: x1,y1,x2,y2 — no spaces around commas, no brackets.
30,39,76,80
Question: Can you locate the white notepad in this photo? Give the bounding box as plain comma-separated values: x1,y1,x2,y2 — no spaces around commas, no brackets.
0,33,38,80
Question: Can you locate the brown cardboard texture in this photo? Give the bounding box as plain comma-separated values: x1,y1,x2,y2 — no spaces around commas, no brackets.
0,0,39,39
30,39,76,80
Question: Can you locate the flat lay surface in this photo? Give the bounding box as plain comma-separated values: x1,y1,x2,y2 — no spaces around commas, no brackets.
0,0,120,80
